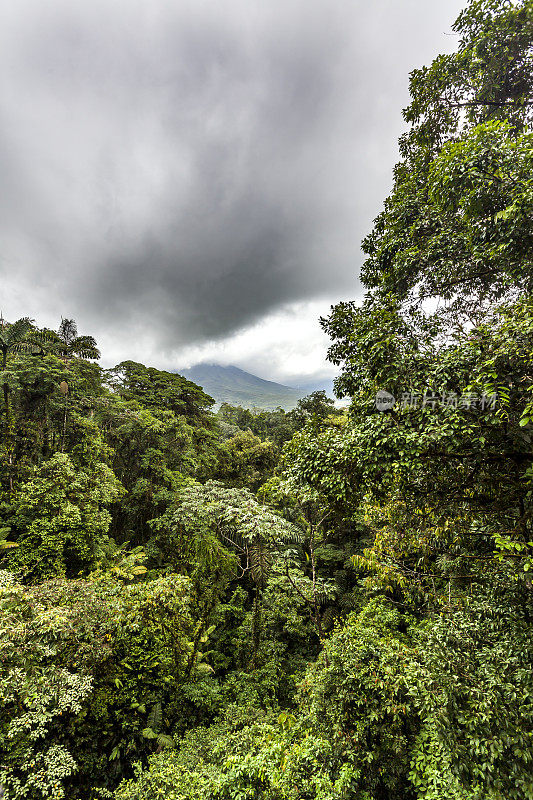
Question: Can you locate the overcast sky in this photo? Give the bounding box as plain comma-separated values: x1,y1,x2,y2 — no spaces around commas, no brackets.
0,0,463,384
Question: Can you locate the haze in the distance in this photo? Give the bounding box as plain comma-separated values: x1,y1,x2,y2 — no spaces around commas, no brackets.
0,0,463,384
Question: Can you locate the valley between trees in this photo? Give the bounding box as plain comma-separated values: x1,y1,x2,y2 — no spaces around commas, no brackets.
1,1,532,798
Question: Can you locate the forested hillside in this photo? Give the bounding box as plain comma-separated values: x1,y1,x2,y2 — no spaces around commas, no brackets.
179,364,304,411
1,1,532,799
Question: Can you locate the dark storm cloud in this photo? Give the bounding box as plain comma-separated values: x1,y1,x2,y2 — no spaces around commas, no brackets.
0,0,463,354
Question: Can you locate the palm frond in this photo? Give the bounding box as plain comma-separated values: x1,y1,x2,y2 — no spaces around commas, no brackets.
321,606,337,629
0,526,18,550
334,570,350,593
156,734,175,750
313,589,331,607
70,335,100,360
250,538,272,589
2,317,34,347
277,525,305,545
147,702,162,734
10,342,34,354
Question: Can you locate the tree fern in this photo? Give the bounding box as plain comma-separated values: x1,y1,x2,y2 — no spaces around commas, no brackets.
146,702,162,735
250,538,272,590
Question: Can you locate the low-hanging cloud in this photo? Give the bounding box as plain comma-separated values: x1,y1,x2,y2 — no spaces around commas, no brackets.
0,0,463,368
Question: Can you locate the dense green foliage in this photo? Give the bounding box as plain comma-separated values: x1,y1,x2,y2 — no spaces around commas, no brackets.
1,1,532,798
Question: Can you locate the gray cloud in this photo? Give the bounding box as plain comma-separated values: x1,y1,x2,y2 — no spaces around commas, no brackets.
0,0,463,365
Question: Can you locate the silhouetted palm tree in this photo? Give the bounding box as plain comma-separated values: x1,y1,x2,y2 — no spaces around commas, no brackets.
0,315,34,370
56,318,100,361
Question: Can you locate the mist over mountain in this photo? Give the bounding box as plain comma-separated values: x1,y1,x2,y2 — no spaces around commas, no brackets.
179,364,334,410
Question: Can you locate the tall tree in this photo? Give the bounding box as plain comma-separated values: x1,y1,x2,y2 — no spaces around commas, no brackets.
319,0,533,589
55,318,101,361
0,317,35,491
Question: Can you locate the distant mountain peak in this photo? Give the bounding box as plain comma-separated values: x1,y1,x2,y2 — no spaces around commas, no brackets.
177,363,333,411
